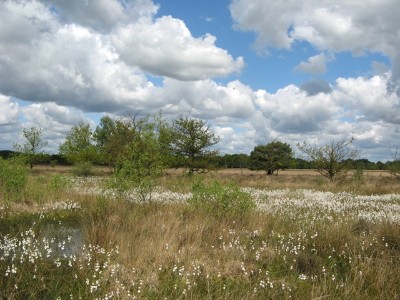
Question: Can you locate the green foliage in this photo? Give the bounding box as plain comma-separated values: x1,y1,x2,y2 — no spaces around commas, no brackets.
49,175,70,193
109,120,166,202
170,115,220,175
14,126,48,169
50,159,57,167
298,138,361,182
93,115,136,171
189,180,255,219
59,122,98,166
73,162,93,177
0,157,28,201
250,140,293,175
388,148,400,177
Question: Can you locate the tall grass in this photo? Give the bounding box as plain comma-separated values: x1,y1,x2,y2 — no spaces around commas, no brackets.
0,168,399,299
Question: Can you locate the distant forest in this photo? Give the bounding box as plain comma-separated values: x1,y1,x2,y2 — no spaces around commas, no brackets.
0,150,393,170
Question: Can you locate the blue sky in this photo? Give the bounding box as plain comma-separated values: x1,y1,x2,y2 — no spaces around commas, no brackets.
0,0,399,161
158,0,390,90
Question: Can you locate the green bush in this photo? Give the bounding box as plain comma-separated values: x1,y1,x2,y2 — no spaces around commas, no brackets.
49,175,70,194
50,159,57,167
73,162,93,177
189,180,255,219
0,157,28,201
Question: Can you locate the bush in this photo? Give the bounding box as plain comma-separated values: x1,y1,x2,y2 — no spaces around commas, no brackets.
49,175,70,193
0,157,28,201
73,162,93,177
50,159,57,167
109,130,165,202
189,180,255,219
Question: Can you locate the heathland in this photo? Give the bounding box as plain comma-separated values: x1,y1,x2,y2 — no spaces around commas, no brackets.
1,166,399,299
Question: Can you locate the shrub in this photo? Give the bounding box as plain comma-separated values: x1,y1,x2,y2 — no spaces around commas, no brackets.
73,162,93,177
0,157,28,201
109,130,165,202
189,180,255,219
50,159,57,167
49,175,70,194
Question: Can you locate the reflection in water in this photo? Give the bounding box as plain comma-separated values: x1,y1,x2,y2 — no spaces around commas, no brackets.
40,224,84,257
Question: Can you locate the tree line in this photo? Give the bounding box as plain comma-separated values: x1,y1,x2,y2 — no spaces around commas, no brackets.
3,114,400,183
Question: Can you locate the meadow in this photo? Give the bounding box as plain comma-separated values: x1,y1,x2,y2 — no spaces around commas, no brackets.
1,167,400,299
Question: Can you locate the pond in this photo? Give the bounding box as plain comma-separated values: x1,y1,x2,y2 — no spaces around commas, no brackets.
0,212,84,258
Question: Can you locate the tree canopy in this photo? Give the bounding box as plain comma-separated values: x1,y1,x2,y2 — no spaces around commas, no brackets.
297,138,360,181
59,122,97,165
14,126,48,169
387,147,400,177
170,116,220,175
250,141,293,175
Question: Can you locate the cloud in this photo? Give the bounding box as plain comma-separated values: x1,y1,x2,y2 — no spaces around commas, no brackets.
19,102,95,152
255,85,340,133
112,16,244,80
300,79,332,96
230,0,400,86
230,0,302,50
0,95,20,126
161,79,256,119
294,53,334,74
0,0,243,116
39,0,159,31
336,74,400,124
0,21,156,112
215,123,258,153
0,0,399,161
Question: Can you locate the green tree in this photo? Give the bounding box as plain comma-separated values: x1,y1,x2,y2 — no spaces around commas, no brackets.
94,113,173,172
108,115,167,201
59,123,98,173
170,116,220,175
388,147,400,177
0,156,28,201
250,141,293,175
14,126,48,169
93,116,136,172
297,138,360,182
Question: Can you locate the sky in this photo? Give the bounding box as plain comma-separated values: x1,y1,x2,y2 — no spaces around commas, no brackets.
0,0,399,162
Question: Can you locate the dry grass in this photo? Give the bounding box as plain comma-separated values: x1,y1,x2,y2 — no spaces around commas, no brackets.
161,168,399,195
2,168,400,299
77,196,400,299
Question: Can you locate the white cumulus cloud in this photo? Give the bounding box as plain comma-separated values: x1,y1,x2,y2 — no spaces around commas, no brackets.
230,0,400,86
0,95,20,126
112,16,244,81
294,53,334,74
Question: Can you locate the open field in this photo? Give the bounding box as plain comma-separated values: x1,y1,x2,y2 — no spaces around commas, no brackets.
32,165,393,177
1,168,400,299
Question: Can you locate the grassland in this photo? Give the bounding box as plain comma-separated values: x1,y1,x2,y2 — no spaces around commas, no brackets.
1,167,399,299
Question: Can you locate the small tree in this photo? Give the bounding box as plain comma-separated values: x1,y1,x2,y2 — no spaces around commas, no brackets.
93,115,136,172
170,115,220,175
250,141,293,175
388,147,400,177
14,126,48,169
108,115,167,201
297,138,360,182
59,123,98,175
